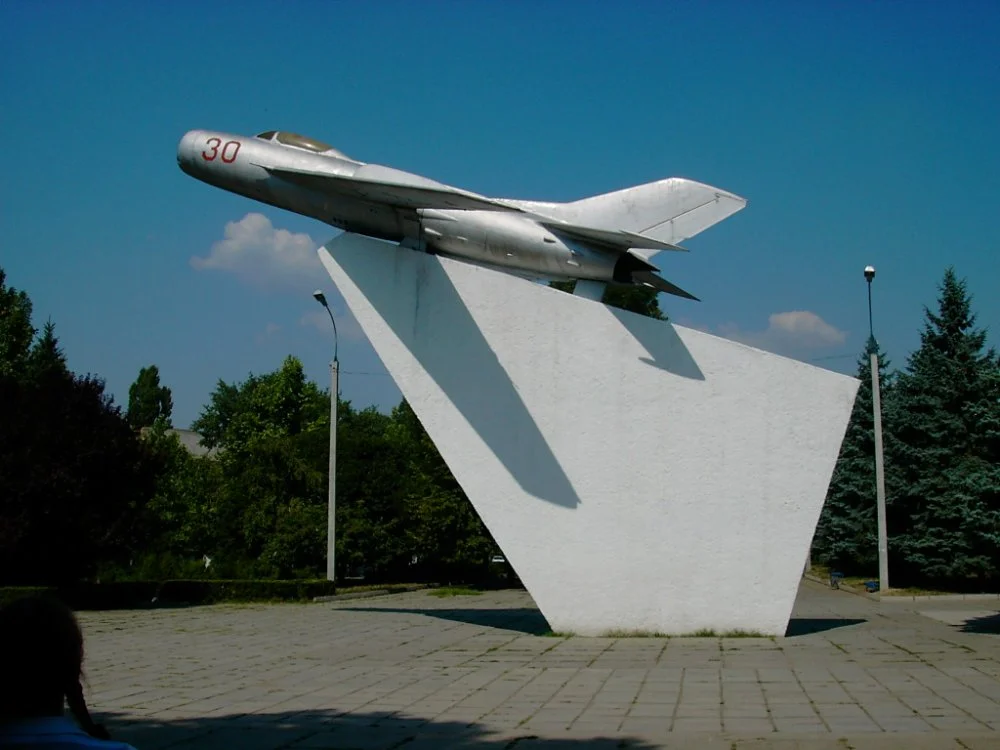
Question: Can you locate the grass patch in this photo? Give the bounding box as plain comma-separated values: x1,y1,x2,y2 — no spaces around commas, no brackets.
880,586,955,597
672,628,771,638
542,631,574,638
600,629,668,638
335,584,424,596
427,586,482,598
679,628,718,638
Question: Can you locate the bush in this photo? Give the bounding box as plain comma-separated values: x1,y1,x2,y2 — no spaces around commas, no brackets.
154,579,337,605
0,579,338,610
0,587,55,608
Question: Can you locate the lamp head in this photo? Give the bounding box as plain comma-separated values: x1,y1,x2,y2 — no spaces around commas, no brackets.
864,265,875,282
312,290,328,307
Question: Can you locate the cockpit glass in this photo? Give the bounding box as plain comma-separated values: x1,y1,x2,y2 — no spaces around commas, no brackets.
255,131,277,140
275,132,335,153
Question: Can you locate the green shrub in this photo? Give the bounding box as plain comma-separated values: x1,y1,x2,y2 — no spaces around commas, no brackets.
0,579,337,610
155,579,336,605
0,587,56,608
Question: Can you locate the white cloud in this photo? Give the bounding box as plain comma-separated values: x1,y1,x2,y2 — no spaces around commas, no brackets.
713,310,848,356
191,213,321,292
254,322,281,345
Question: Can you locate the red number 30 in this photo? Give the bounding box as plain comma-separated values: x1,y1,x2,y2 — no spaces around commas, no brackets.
201,138,241,164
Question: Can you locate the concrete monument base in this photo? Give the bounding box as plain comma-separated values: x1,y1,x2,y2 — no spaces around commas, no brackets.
318,233,858,636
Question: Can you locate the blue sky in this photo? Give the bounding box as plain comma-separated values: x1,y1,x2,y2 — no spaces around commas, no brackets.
2,1,998,428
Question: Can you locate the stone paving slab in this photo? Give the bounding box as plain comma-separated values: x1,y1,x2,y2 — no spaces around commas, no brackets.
73,579,1000,749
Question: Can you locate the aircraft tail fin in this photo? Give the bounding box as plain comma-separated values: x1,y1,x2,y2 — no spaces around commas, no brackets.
519,178,746,246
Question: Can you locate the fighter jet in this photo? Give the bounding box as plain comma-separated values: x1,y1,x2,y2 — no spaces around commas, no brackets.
177,129,746,301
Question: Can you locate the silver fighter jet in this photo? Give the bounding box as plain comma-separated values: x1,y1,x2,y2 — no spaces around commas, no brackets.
177,129,746,301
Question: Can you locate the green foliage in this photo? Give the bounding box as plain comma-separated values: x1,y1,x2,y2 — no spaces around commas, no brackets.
814,266,1000,589
1,268,162,586
0,368,161,585
428,586,482,597
549,280,666,319
886,267,1000,585
137,424,226,564
153,578,337,604
127,365,173,429
182,356,331,578
0,580,337,609
0,268,35,378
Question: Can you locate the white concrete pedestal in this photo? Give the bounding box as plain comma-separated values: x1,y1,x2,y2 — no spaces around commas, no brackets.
318,234,858,636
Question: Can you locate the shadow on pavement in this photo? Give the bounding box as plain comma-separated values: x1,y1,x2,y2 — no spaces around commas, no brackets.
784,618,866,636
341,607,552,636
961,611,1000,634
96,709,655,750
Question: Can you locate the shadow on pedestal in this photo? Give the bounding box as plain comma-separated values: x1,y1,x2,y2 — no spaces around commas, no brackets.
608,308,705,380
329,245,583,509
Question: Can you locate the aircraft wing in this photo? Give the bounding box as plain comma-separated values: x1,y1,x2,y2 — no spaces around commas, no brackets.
260,164,522,212
631,270,699,301
537,220,688,252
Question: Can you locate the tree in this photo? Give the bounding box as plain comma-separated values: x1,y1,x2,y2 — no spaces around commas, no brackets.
0,268,161,585
0,370,161,585
887,267,1000,585
26,320,68,381
391,400,496,582
127,365,173,429
188,356,331,577
0,267,35,378
133,423,226,575
812,336,895,573
549,280,666,319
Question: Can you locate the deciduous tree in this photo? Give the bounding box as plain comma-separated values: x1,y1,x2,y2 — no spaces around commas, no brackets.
127,365,173,429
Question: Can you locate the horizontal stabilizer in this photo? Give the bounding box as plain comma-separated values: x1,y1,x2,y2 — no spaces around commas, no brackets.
259,164,522,212
632,271,699,301
515,177,746,248
540,220,688,252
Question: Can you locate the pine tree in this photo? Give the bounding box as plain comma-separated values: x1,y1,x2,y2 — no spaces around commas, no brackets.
888,267,1000,585
812,336,894,573
26,320,69,381
127,365,173,429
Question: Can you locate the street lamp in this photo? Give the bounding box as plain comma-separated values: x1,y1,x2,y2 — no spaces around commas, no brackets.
313,290,339,584
864,266,889,593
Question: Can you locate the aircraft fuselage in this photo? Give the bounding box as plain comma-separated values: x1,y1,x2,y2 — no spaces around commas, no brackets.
177,129,622,284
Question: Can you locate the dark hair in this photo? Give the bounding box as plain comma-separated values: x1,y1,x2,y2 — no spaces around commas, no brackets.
0,595,84,719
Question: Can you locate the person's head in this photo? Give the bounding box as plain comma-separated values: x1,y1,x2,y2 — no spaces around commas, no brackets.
0,595,84,720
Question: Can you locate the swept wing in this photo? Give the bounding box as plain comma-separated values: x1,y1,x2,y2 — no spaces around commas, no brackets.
259,164,522,212
536,220,688,252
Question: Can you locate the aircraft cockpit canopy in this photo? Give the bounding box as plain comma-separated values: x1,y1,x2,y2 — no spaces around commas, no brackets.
254,131,352,160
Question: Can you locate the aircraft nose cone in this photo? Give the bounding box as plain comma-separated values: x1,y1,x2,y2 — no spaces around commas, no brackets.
177,130,204,174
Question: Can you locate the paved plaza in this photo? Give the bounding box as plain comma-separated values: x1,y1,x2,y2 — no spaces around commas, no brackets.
78,579,1000,749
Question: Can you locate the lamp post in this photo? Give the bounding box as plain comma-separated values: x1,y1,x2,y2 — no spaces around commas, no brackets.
865,266,889,593
313,290,339,584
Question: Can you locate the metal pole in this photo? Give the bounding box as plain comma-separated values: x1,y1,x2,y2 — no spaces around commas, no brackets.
867,281,874,340
871,352,888,592
865,270,888,593
327,359,338,583
313,290,340,585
